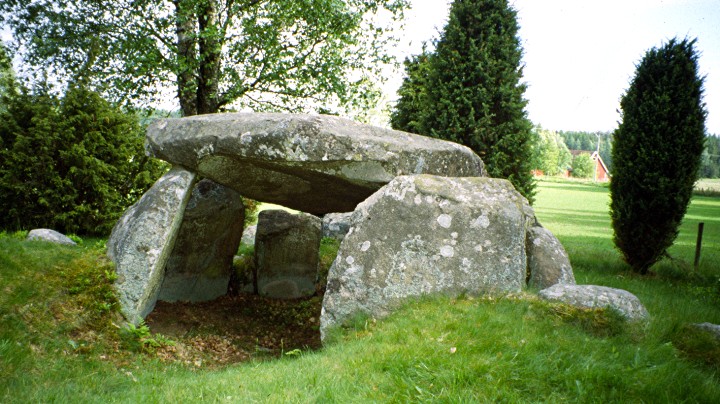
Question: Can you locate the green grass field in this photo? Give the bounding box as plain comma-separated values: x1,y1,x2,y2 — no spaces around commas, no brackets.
2,180,720,402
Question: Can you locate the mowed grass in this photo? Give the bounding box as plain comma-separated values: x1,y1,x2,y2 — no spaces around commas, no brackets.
2,181,720,402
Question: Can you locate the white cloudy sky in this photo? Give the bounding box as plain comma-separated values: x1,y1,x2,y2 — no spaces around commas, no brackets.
395,0,720,134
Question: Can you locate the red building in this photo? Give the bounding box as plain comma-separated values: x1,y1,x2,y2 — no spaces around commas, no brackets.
569,150,611,182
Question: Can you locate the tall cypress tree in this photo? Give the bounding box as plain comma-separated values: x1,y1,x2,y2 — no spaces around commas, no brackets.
392,0,535,201
610,38,706,274
390,50,432,135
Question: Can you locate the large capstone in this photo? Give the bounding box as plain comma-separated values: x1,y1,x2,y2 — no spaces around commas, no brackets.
320,175,536,340
254,210,322,299
157,179,245,303
146,113,487,215
108,167,196,323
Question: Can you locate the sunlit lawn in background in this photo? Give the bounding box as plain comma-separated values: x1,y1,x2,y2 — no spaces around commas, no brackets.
533,179,720,273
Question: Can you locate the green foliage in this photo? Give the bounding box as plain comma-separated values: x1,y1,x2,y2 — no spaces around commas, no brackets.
610,38,707,274
243,198,260,227
545,302,630,338
0,43,14,104
120,320,174,353
571,153,595,178
391,0,536,202
317,237,341,292
0,81,165,235
390,49,432,134
700,134,720,178
532,127,572,176
2,0,409,117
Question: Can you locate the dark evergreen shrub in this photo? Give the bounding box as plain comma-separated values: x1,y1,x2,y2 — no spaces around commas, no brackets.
0,83,165,235
390,50,432,135
610,38,706,274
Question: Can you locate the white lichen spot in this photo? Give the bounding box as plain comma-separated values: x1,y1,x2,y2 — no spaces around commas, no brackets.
414,194,422,205
451,232,459,239
474,244,483,252
484,240,492,247
471,214,491,229
360,241,371,252
196,143,215,158
440,245,455,258
425,195,434,204
345,256,355,265
437,214,452,229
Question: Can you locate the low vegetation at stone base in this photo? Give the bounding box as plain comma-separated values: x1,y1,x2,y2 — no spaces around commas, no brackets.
2,180,720,401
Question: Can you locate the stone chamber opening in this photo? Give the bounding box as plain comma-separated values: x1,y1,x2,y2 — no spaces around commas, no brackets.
143,204,343,367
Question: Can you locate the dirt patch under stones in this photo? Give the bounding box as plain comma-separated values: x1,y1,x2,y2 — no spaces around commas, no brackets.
144,293,323,368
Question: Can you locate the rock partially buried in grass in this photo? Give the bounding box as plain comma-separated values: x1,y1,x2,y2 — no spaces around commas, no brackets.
26,229,77,246
538,284,649,322
690,322,720,340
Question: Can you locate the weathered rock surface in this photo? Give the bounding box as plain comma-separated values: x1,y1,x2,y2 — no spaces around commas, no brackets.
146,113,486,214
538,284,649,322
526,225,575,289
158,179,245,303
26,229,77,246
254,210,322,299
322,212,353,241
320,175,536,340
108,167,197,323
690,322,720,340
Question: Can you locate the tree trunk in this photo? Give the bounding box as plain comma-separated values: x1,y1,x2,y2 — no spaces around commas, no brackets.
174,0,198,117
196,0,222,115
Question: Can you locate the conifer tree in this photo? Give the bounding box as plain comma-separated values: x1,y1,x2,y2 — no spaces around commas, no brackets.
390,50,432,135
0,82,165,235
610,38,706,274
392,0,535,201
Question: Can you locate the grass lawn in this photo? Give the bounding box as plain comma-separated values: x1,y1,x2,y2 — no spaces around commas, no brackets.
2,180,720,402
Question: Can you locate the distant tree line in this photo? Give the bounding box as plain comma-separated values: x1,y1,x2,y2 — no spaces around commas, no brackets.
532,129,720,179
701,135,720,178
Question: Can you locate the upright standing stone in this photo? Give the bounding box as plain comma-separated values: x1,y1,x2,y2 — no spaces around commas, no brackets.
108,167,196,323
254,210,322,299
158,179,245,302
320,175,536,340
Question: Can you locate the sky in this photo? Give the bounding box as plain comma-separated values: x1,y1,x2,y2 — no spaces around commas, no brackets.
394,0,720,134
